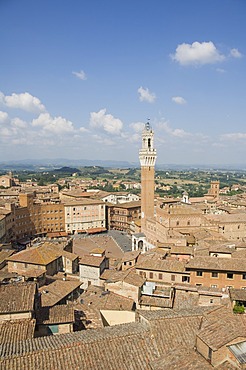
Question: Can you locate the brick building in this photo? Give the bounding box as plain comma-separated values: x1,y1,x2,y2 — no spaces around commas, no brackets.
108,201,141,233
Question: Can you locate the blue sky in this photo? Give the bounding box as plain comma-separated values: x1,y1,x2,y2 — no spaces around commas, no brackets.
0,0,245,165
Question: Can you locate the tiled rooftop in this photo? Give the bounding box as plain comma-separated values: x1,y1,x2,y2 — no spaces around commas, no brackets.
77,285,135,312
230,288,246,301
186,256,246,272
150,347,213,370
36,305,74,325
39,279,81,307
0,303,241,369
7,243,61,265
0,282,36,313
101,269,145,287
79,254,105,267
198,306,246,350
0,319,35,344
136,254,186,273
0,322,159,370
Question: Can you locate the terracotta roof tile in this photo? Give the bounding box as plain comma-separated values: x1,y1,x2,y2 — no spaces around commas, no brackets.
186,256,246,272
39,279,81,307
79,254,105,267
36,305,74,324
0,319,35,344
0,323,159,370
136,254,186,273
150,347,213,369
198,306,246,350
8,244,61,265
0,282,36,313
101,269,145,287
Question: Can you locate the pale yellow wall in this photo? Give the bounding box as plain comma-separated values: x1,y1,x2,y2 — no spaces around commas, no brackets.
196,337,210,360
100,310,135,326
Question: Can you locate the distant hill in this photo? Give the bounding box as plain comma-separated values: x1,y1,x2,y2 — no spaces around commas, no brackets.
0,158,138,171
0,158,246,171
53,167,80,174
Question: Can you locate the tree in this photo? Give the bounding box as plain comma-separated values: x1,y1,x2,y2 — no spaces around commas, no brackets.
233,303,245,314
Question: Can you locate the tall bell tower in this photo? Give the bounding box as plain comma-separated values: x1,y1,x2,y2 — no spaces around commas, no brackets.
139,120,157,231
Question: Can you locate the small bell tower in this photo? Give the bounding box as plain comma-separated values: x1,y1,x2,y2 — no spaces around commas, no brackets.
139,120,157,230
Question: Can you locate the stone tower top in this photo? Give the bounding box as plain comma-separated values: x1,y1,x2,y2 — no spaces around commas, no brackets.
139,121,157,167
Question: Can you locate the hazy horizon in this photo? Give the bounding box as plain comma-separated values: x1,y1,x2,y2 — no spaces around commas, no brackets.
1,0,245,165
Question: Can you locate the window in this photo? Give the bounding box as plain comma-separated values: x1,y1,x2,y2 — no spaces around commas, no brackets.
242,274,246,280
182,276,190,282
211,272,218,278
149,272,153,279
211,284,217,288
159,273,163,280
176,221,179,226
196,271,203,277
171,275,175,281
227,273,234,279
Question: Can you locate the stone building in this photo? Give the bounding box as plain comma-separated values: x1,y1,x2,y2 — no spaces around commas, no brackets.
64,199,106,234
79,250,109,289
14,193,65,240
186,256,246,290
107,201,141,233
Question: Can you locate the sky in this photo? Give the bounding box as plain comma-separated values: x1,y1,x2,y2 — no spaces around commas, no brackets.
0,0,246,166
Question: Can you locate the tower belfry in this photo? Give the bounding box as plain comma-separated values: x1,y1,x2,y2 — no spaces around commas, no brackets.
139,120,157,230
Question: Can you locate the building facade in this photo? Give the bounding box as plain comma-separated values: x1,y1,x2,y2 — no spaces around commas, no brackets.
108,201,141,233
64,199,106,234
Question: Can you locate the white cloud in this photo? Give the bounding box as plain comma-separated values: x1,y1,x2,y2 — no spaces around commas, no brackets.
0,127,12,137
2,92,46,112
130,121,145,133
230,48,242,58
89,109,123,135
0,111,8,123
138,87,156,103
72,70,87,80
171,41,225,66
128,133,141,143
159,120,191,138
216,68,226,73
92,134,115,146
32,113,74,134
221,133,246,141
11,117,27,128
12,137,30,145
172,96,186,105
79,126,89,133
